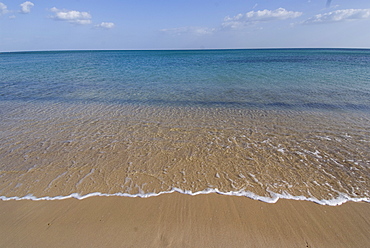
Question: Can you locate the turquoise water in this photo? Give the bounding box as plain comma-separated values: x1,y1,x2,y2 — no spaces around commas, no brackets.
1,49,370,111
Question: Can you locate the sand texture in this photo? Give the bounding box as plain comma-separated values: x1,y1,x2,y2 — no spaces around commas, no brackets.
0,193,369,248
2,103,369,203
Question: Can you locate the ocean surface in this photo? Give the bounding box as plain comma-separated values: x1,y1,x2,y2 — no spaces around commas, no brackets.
0,49,369,205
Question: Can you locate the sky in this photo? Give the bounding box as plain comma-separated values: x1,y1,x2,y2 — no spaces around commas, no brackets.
0,0,370,51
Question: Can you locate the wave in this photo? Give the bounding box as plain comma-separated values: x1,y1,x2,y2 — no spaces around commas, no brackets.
1,188,369,206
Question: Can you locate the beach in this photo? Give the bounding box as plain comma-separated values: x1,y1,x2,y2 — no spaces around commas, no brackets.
1,49,369,247
1,193,369,247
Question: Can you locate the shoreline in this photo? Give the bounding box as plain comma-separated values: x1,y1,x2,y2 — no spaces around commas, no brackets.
1,188,369,206
1,193,369,247
1,101,369,204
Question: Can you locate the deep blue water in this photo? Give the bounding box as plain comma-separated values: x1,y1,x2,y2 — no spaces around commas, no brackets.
1,49,370,111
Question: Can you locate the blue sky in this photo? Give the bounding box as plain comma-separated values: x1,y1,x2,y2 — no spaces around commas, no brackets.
0,0,369,51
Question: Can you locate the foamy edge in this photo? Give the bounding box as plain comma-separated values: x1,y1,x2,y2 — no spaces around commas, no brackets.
0,188,369,206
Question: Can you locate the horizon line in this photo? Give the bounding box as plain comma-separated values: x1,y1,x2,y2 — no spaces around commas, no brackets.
2,47,370,54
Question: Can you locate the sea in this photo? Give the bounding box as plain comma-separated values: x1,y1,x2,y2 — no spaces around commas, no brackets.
0,49,369,205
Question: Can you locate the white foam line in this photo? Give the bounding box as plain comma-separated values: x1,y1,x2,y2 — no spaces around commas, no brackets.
0,188,369,206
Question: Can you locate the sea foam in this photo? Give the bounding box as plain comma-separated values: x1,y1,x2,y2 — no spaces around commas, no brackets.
1,188,369,206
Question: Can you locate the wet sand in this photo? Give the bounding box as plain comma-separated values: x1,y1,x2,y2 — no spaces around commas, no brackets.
1,193,369,248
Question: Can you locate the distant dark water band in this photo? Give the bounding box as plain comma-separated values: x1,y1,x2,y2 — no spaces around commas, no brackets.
2,97,370,112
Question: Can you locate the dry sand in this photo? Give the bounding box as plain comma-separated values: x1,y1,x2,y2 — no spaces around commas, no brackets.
1,193,369,248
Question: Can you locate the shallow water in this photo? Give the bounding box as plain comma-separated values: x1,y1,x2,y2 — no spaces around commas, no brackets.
0,49,369,205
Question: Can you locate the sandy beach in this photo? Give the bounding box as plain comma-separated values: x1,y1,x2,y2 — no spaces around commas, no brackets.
1,193,369,248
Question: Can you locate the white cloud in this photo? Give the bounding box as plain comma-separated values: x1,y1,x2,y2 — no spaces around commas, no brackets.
161,26,215,36
95,22,115,29
223,8,303,29
20,1,34,14
160,8,302,35
303,9,370,24
0,2,8,16
50,7,92,25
